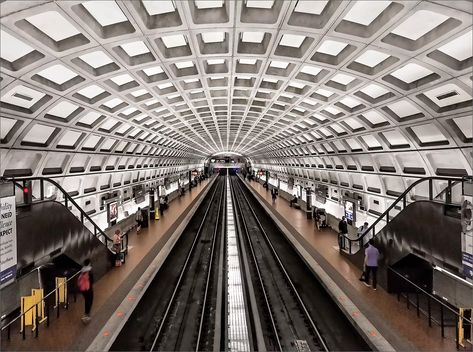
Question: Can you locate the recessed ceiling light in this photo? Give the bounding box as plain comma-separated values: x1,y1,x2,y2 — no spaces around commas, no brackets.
437,31,473,61
317,40,348,56
111,73,134,85
294,0,328,15
175,61,194,69
301,65,322,76
82,1,128,26
246,0,274,9
330,73,355,85
131,89,148,97
195,0,224,9
78,111,102,125
279,34,306,48
289,81,305,89
37,64,78,84
360,83,390,98
79,50,113,68
201,32,225,43
340,97,362,108
120,41,150,56
23,124,56,144
77,84,105,98
361,135,382,148
390,63,433,83
161,34,187,48
47,101,78,118
239,58,257,65
386,100,422,118
363,110,387,124
26,11,80,41
391,10,450,41
143,66,164,76
142,0,175,15
270,60,289,69
411,124,447,143
343,1,392,26
241,31,265,43
103,98,123,108
354,50,390,67
157,82,173,89
0,30,34,62
207,59,225,65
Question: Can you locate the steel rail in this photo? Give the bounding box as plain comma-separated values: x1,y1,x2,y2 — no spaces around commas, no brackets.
195,177,225,351
149,179,222,351
233,178,330,352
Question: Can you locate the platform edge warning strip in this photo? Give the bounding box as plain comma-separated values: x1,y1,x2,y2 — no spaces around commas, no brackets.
239,176,396,352
85,176,217,352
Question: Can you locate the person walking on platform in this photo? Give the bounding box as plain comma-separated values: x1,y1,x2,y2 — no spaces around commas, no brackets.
363,239,380,290
77,259,94,323
135,207,143,234
338,216,348,249
271,188,277,202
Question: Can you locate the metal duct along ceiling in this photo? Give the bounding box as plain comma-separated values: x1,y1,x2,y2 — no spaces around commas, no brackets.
0,1,472,205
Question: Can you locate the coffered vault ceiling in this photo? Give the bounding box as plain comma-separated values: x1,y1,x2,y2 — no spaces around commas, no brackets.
0,1,472,188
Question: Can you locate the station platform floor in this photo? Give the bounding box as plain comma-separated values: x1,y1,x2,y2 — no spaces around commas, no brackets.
245,179,461,352
1,178,212,352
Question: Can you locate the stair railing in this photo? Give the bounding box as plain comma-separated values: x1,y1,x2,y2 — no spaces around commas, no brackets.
340,176,469,255
6,176,127,254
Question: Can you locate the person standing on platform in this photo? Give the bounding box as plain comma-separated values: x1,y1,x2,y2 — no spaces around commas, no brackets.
135,207,143,234
113,229,122,267
78,259,94,323
363,239,380,290
159,196,166,215
338,216,348,249
271,188,277,202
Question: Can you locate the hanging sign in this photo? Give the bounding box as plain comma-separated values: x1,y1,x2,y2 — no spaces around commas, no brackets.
1,196,17,285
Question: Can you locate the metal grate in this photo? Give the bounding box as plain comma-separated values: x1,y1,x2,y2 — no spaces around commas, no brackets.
226,176,251,351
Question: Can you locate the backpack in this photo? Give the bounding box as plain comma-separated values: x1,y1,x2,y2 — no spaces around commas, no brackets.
77,272,90,292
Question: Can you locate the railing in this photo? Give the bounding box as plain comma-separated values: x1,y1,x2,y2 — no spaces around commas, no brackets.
340,176,467,254
0,270,81,341
388,267,472,350
6,176,128,255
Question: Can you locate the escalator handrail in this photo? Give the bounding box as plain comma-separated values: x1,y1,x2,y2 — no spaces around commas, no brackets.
5,176,114,248
342,175,467,251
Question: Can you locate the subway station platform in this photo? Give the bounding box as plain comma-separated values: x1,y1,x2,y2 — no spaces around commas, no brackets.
245,179,461,352
1,178,212,352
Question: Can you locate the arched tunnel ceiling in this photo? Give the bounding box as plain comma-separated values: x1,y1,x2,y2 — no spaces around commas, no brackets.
0,0,472,183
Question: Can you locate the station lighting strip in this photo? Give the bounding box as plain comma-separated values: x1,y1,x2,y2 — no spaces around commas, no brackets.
226,174,251,351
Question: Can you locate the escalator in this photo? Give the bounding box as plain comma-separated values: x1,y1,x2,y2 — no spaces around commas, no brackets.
0,177,121,318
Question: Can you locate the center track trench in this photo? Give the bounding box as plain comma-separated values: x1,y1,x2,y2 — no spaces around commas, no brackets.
230,176,371,352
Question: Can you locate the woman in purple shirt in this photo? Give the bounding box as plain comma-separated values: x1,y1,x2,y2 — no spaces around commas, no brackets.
364,239,379,290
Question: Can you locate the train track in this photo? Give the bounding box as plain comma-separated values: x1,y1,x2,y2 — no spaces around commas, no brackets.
230,176,329,352
148,177,225,351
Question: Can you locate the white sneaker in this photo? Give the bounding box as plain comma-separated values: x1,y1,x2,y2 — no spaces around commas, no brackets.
363,282,370,287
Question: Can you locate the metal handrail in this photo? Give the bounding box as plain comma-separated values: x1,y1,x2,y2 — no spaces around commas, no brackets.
0,270,81,336
340,176,466,254
388,266,471,350
388,267,471,323
5,176,123,253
